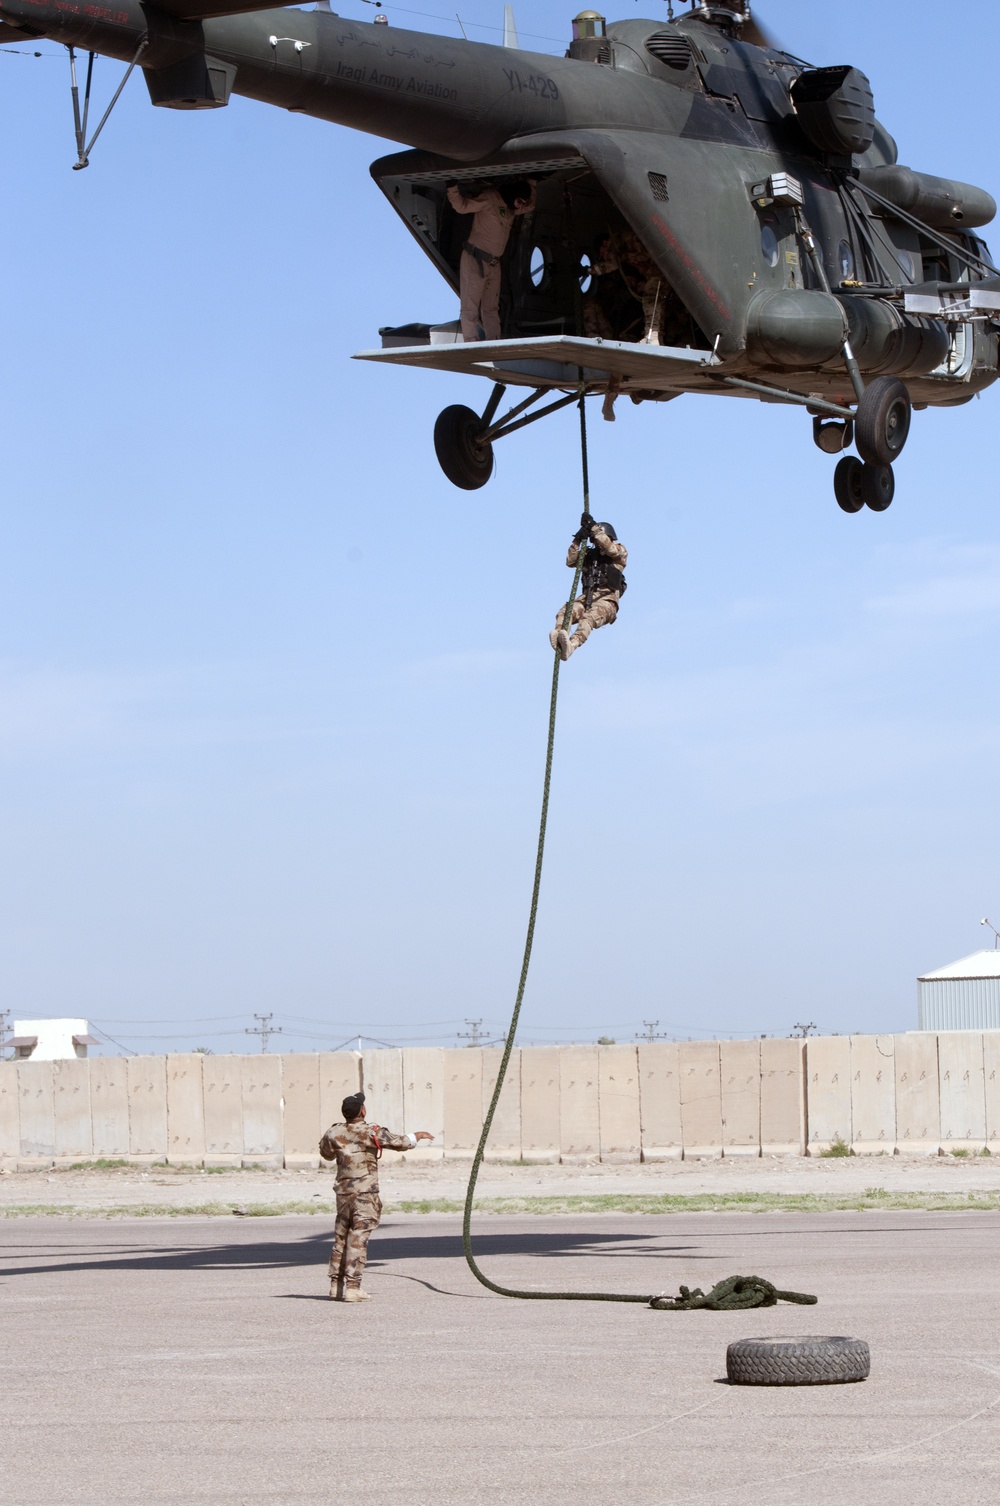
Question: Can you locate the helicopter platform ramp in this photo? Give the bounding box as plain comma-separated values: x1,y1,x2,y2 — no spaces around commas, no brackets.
354,333,721,394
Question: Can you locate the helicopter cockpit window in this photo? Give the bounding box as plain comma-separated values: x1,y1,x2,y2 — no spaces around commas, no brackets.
760,224,779,268
896,250,917,282
838,240,855,281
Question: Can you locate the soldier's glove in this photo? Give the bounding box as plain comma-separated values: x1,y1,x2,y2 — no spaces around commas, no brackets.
573,525,591,546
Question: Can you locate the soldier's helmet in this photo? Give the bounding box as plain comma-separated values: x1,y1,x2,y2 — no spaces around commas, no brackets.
595,522,617,541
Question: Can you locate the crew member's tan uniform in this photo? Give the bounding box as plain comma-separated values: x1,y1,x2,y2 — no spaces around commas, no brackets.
446,182,536,341
319,1118,416,1294
554,526,628,657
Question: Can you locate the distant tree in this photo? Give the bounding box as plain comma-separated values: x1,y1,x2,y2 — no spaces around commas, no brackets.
194,1046,214,1055
597,1036,616,1045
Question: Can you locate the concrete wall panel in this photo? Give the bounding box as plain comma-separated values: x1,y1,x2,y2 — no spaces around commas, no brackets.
0,1066,19,1165
363,1049,404,1136
520,1047,560,1163
240,1055,283,1165
760,1038,805,1155
402,1047,445,1161
17,1061,56,1163
482,1047,521,1161
679,1041,722,1158
282,1054,322,1167
805,1036,851,1153
53,1059,93,1163
984,1034,1000,1149
720,1039,760,1157
938,1032,986,1149
559,1046,600,1164
202,1055,243,1165
318,1052,363,1137
598,1045,641,1163
443,1049,483,1161
893,1034,940,1154
90,1058,129,1159
126,1056,168,1161
166,1055,205,1166
850,1035,897,1155
637,1042,682,1160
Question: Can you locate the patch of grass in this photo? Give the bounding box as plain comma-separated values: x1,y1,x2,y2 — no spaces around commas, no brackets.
5,1190,1000,1219
950,1147,971,1158
819,1134,853,1158
65,1159,131,1172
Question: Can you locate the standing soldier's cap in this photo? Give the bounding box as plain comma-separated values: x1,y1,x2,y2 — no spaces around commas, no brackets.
342,1091,366,1121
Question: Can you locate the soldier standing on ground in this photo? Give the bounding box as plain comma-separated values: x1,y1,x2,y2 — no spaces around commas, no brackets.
319,1091,434,1303
446,177,536,341
550,515,628,660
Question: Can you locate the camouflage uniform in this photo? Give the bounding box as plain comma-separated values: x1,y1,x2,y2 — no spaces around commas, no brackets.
586,229,667,343
554,526,628,658
319,1118,416,1294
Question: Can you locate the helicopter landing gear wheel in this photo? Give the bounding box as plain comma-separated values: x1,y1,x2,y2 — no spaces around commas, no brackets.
433,404,495,490
861,461,894,511
855,377,911,466
833,455,865,513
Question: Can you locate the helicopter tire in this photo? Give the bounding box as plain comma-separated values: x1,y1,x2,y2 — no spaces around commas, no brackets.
861,462,894,511
833,455,866,513
434,405,495,490
855,377,911,466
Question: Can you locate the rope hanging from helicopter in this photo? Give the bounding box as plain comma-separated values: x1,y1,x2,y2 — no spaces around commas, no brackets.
458,386,815,1311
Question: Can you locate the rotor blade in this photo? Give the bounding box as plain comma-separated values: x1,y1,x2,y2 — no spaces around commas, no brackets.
741,11,783,52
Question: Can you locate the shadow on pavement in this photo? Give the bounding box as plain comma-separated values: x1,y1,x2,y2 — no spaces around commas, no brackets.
0,1225,703,1281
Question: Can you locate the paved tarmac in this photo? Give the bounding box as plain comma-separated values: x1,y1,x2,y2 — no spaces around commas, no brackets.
3,1211,998,1506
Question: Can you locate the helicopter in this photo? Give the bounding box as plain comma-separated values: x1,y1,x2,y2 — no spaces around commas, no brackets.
1,0,997,511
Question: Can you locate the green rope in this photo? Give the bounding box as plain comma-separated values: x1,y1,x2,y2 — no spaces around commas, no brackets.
460,392,818,1313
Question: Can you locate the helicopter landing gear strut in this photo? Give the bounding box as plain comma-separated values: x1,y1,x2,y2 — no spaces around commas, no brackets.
433,383,595,490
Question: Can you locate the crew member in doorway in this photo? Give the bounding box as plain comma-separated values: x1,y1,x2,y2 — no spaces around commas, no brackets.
550,515,628,661
447,177,536,341
320,1091,434,1302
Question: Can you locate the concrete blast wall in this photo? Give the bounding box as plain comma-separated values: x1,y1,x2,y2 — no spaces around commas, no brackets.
0,1034,995,1168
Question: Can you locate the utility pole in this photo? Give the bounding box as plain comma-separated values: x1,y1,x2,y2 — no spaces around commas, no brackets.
246,1013,282,1052
792,1022,817,1038
458,1019,490,1047
637,1020,668,1043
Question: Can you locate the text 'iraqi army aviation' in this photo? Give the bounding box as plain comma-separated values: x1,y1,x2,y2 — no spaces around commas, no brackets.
2,0,997,511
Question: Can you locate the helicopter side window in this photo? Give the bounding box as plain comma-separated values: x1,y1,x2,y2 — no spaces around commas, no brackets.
760,224,779,269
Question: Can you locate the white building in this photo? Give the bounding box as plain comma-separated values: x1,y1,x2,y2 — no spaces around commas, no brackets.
9,1018,98,1061
917,951,1000,1031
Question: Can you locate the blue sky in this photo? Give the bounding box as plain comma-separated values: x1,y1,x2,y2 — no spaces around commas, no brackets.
2,0,999,1054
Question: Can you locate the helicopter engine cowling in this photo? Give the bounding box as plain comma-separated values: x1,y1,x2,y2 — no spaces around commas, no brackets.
858,165,996,230
745,289,847,369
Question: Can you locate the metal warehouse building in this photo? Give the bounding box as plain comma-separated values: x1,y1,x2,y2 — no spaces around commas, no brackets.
918,950,1000,1030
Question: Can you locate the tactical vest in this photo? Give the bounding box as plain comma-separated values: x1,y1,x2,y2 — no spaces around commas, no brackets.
582,546,627,607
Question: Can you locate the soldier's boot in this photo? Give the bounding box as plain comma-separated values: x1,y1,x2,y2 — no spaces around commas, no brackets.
548,628,561,652
342,1287,372,1303
555,629,572,661
329,1278,344,1301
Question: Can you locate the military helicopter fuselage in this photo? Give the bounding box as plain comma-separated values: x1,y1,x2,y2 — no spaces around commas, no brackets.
2,0,997,507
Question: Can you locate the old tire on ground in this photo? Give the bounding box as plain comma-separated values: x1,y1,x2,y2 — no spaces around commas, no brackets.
433,405,494,490
861,462,895,511
855,376,911,465
833,455,865,512
726,1336,870,1386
